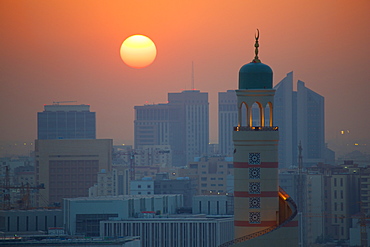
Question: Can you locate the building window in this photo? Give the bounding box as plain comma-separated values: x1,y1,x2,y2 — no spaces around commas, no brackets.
138,185,141,188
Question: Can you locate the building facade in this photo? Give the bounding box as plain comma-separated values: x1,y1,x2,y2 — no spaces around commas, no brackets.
218,90,238,156
184,156,234,195
274,72,325,168
63,194,183,236
38,104,96,140
35,139,112,207
100,216,234,247
134,90,209,166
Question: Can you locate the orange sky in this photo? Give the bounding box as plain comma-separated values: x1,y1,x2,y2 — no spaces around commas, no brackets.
0,0,369,155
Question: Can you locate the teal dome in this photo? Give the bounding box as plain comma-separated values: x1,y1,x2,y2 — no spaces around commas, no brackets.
239,62,273,89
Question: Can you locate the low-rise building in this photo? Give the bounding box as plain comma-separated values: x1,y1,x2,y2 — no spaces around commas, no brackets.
100,216,234,247
63,194,183,236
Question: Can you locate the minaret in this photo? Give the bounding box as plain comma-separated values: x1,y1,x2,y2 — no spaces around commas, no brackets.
233,30,279,238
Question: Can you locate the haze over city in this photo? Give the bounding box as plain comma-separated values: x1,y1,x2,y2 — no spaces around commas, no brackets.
1,0,369,156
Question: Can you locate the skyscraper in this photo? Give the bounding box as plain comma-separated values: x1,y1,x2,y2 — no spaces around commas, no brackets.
297,80,325,167
37,104,96,140
274,72,325,168
168,90,209,165
273,72,296,168
218,90,237,156
134,90,209,166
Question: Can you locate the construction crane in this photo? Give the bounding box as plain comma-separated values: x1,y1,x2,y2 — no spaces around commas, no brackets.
1,166,44,210
52,101,77,105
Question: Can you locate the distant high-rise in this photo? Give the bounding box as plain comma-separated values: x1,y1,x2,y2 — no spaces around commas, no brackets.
274,72,325,168
168,90,209,165
274,72,297,168
134,90,209,166
37,104,96,140
218,90,237,156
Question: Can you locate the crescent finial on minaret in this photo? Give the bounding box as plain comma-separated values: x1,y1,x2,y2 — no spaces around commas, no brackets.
252,29,261,63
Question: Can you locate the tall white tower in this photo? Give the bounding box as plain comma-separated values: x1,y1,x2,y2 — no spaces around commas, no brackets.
220,31,298,247
233,30,280,238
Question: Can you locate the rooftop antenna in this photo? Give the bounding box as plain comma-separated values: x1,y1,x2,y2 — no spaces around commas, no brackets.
191,61,195,90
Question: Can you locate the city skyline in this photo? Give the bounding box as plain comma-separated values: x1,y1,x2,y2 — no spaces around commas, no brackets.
1,1,369,154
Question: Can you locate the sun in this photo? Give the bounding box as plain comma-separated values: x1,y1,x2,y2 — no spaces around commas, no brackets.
120,35,157,69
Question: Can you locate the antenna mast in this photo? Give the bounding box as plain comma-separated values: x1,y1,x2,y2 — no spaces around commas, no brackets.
192,61,195,90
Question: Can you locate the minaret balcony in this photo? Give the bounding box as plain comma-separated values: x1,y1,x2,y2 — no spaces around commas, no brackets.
234,126,278,131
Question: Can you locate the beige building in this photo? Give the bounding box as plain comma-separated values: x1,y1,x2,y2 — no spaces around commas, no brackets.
182,156,234,195
35,139,112,207
89,167,130,197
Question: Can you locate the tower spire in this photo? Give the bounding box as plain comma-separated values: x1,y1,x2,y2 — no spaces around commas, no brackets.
252,29,261,63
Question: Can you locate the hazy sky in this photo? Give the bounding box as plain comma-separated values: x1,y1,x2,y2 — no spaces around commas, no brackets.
1,0,369,152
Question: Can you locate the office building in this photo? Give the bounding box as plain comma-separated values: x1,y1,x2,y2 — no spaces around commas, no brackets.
63,194,183,236
100,216,234,247
35,139,112,207
154,176,196,207
218,90,238,156
297,80,325,167
88,167,130,197
134,90,209,166
183,156,234,195
37,104,96,140
192,195,233,215
274,72,326,168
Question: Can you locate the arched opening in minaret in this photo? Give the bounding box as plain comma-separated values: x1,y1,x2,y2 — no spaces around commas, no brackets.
239,102,248,127
266,102,273,127
264,103,271,127
251,102,263,127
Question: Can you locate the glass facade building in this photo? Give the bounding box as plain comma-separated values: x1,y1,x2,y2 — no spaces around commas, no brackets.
37,104,96,139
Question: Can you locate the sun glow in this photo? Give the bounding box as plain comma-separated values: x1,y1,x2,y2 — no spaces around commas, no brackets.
120,35,157,69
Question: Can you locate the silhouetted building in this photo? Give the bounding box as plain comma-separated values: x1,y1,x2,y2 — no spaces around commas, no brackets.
218,90,237,156
38,104,96,140
134,90,209,166
274,72,326,168
154,176,196,207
